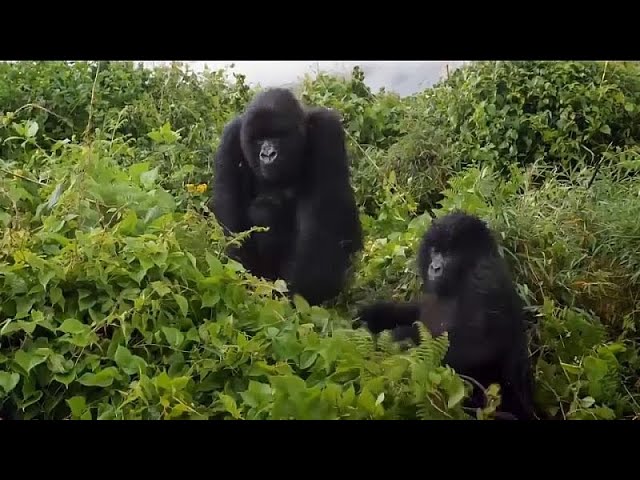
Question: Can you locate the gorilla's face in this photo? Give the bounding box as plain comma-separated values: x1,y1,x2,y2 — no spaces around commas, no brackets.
422,247,464,296
418,211,499,297
240,109,306,184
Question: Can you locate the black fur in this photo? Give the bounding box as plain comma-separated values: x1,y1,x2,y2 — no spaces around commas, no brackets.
356,211,535,420
209,88,363,305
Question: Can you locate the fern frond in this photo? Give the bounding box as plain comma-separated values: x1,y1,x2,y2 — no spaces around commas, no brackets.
417,402,431,420
415,321,433,344
416,392,453,420
344,328,377,359
411,326,449,369
377,330,403,356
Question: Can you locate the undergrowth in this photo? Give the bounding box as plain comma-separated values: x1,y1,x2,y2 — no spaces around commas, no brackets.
0,60,639,420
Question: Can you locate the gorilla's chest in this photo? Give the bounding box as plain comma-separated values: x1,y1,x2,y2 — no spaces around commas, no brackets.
249,185,296,230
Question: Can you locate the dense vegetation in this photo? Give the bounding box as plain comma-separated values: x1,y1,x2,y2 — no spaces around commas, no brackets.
1,60,639,420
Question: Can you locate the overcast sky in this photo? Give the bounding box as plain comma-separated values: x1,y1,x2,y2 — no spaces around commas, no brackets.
141,61,468,97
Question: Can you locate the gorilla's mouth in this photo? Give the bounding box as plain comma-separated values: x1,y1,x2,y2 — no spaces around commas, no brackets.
259,161,280,180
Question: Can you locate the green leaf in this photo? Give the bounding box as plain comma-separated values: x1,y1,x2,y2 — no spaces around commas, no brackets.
154,371,172,391
299,351,318,369
11,320,36,335
173,294,189,317
46,182,65,209
46,353,69,374
140,167,159,189
341,385,356,408
584,356,608,382
14,296,35,319
205,251,224,277
273,279,288,293
162,327,184,348
293,294,310,313
357,388,378,414
0,211,10,227
446,379,466,409
219,394,242,419
54,369,77,387
118,210,138,235
151,281,172,298
67,396,88,418
26,120,39,138
310,307,330,326
114,345,147,376
0,371,20,393
580,396,596,409
148,123,180,144
186,327,200,343
66,330,97,348
240,381,273,408
59,318,88,335
560,362,582,375
78,367,119,387
591,407,616,420
14,350,49,374
78,294,96,312
50,286,65,308
201,290,220,308
37,269,55,289
128,162,150,182
129,268,147,284
5,272,28,295
599,124,611,135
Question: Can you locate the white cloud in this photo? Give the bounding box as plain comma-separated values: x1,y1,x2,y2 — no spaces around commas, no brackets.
139,60,468,96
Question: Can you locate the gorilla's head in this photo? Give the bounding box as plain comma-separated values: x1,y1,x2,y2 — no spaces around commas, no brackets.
240,88,307,184
417,211,499,297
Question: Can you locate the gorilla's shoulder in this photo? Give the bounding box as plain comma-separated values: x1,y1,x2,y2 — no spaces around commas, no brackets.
222,114,244,135
305,107,344,139
305,107,343,127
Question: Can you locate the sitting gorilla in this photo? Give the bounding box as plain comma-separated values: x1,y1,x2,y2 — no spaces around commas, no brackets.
356,211,535,420
209,88,363,305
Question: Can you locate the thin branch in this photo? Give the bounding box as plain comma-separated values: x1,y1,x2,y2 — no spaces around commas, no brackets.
83,62,101,141
13,103,74,129
343,128,381,171
0,167,47,186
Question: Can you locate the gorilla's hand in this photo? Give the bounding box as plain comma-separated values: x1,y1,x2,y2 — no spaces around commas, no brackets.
355,301,423,334
355,302,399,334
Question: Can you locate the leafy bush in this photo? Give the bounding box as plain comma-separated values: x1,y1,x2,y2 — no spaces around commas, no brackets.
1,60,639,420
0,138,473,419
384,60,640,207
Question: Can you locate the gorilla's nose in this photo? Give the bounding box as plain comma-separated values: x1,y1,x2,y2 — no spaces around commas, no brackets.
428,260,443,278
260,148,277,164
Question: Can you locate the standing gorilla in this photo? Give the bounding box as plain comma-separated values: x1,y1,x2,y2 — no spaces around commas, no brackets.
209,88,363,305
356,211,535,420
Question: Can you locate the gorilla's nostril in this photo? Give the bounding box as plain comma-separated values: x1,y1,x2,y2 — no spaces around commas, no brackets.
260,148,277,163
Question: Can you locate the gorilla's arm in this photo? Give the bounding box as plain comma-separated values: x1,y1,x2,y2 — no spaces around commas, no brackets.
210,116,251,236
356,301,422,334
285,109,363,304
